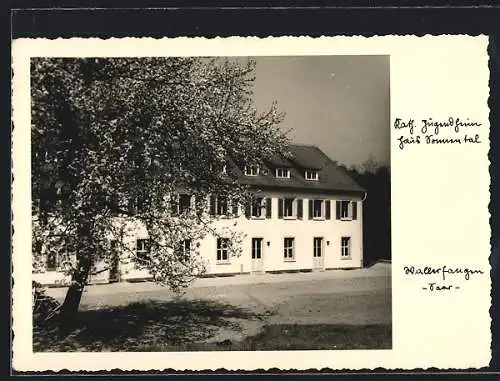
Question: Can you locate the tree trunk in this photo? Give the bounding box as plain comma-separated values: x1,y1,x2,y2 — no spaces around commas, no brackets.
59,283,85,323
59,224,93,328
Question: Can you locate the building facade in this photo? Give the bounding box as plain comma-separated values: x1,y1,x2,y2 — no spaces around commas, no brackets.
33,144,366,286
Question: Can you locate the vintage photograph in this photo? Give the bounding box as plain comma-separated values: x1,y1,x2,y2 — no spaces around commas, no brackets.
30,55,391,352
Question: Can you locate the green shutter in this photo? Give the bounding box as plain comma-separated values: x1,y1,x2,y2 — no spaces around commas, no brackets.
266,198,272,218
278,198,283,218
297,199,303,219
308,200,313,220
325,200,331,220
352,201,357,220
336,201,341,220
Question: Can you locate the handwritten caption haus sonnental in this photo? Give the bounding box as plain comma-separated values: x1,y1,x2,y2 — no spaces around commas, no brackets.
394,117,482,150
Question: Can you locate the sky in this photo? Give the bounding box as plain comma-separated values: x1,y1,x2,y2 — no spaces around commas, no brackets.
249,56,390,169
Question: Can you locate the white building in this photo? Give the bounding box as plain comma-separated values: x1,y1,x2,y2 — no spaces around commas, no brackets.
33,144,366,286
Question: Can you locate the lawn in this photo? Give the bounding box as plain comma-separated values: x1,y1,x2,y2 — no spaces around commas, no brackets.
33,298,391,352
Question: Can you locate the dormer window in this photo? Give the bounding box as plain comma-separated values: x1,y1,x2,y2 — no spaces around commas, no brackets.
276,168,290,179
305,169,319,181
244,165,260,176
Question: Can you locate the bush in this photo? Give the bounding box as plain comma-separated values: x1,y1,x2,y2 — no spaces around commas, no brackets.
32,281,61,328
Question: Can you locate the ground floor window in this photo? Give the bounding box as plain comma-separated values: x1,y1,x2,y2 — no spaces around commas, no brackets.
283,237,295,260
313,237,323,257
46,251,59,271
341,236,351,258
176,239,191,259
216,238,229,263
136,239,150,263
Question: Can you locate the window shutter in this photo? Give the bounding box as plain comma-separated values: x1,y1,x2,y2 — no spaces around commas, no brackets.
297,199,303,219
265,198,272,218
336,201,341,220
308,200,313,220
325,200,331,220
245,202,251,219
352,201,358,220
232,199,239,216
170,195,178,215
278,198,284,219
209,195,216,216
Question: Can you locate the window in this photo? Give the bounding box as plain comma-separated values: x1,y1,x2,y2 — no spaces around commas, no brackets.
283,198,294,218
244,165,260,176
247,197,271,219
313,199,324,218
341,237,351,258
252,238,263,259
279,198,303,219
337,200,357,220
171,194,192,215
178,194,191,213
210,195,229,216
313,237,323,258
308,199,331,220
46,251,59,271
340,200,350,219
216,238,230,263
251,197,264,218
136,239,150,263
283,238,295,260
276,168,290,179
176,239,191,260
305,169,319,181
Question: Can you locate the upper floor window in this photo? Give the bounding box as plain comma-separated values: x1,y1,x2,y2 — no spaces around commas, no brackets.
276,168,290,179
308,199,331,220
248,197,272,219
305,169,319,181
283,198,294,218
244,165,260,176
312,199,324,218
336,200,358,220
209,164,227,175
171,194,192,215
278,198,303,219
251,197,265,218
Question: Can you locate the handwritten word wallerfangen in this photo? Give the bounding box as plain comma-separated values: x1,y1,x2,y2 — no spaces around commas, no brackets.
403,265,485,292
394,117,482,150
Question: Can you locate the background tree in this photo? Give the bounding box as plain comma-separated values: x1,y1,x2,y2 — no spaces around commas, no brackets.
339,157,391,266
31,57,288,323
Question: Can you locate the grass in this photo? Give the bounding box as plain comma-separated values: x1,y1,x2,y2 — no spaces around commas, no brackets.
33,299,391,352
239,323,392,350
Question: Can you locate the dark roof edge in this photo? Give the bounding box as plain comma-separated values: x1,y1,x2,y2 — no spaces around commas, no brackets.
247,184,366,196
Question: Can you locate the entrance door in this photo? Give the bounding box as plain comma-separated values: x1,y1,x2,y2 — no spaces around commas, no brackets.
313,237,324,270
251,238,264,273
109,240,120,283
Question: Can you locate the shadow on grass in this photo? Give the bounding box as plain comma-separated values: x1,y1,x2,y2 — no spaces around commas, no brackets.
34,298,263,352
236,323,392,351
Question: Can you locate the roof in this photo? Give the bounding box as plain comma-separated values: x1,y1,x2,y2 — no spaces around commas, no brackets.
228,144,366,194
